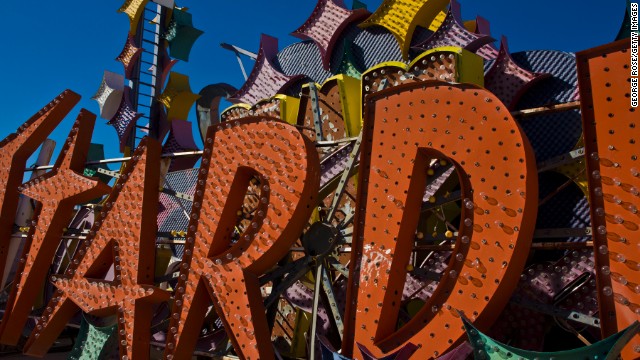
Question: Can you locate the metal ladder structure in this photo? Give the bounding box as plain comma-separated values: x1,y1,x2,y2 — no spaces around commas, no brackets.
128,2,170,149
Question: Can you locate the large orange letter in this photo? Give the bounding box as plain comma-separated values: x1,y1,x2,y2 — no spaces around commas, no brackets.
578,38,640,359
0,90,80,284
342,82,538,358
0,110,110,344
163,118,319,360
24,138,169,360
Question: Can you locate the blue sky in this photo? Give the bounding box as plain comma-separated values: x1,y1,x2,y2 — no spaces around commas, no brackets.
0,0,628,168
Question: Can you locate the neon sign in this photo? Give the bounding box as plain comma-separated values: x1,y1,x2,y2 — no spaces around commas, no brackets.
0,37,637,360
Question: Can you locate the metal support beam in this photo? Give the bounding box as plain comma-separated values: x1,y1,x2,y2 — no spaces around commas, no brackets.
537,147,585,172
309,82,324,141
309,264,323,360
326,134,362,222
511,297,601,328
320,266,344,340
220,43,258,60
511,100,581,119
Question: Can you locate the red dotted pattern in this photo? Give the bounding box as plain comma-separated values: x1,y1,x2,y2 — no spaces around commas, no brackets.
0,110,110,345
0,90,80,289
343,82,539,359
163,118,319,360
24,138,170,360
578,39,640,359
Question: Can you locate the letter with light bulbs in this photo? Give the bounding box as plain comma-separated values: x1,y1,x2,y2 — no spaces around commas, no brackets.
0,38,638,360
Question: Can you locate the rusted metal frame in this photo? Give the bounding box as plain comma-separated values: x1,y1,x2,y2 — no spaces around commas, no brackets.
510,297,601,328
405,280,433,301
319,145,360,214
162,178,192,221
510,100,581,119
275,294,300,334
56,237,75,269
338,213,356,230
320,264,344,339
309,263,324,360
25,150,204,172
340,228,353,237
263,257,314,308
274,307,295,340
97,167,120,178
344,189,357,203
11,232,181,248
552,273,595,345
309,82,324,141
316,137,358,147
273,296,302,347
327,256,349,278
553,273,593,307
332,261,351,290
340,235,352,245
259,256,311,286
156,238,186,244
160,188,195,202
319,162,360,203
326,134,363,222
377,78,389,91
537,147,585,173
